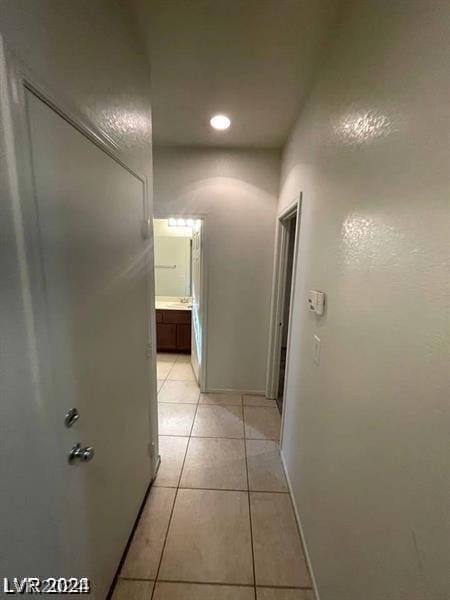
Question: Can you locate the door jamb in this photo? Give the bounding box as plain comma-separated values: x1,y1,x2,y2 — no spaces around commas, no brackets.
153,213,208,392
266,193,302,410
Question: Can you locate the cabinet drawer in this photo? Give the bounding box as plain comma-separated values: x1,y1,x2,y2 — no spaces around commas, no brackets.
162,310,191,324
156,309,163,323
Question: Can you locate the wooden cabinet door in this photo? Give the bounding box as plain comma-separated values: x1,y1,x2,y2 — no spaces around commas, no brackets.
157,323,177,351
162,310,191,324
176,324,192,352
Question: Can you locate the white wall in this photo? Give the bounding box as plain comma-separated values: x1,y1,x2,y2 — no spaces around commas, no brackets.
153,147,280,392
0,0,152,176
279,2,450,600
0,0,154,581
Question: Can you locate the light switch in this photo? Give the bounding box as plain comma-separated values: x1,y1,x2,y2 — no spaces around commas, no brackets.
313,335,321,365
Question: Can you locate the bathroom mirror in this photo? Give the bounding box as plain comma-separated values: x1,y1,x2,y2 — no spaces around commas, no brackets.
154,219,192,297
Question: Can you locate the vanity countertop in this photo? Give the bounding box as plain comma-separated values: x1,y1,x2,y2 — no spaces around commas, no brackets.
155,296,192,311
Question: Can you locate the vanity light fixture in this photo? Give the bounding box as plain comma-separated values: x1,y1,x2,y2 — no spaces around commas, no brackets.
210,114,231,130
167,217,201,229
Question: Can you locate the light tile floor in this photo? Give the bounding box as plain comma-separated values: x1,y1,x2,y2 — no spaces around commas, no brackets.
114,354,314,600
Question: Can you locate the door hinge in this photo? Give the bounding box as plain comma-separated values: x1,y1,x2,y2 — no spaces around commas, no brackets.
148,442,156,459
146,343,152,358
142,218,152,240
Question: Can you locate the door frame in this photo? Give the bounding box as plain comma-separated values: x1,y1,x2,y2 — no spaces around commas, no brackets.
266,193,302,406
153,213,209,392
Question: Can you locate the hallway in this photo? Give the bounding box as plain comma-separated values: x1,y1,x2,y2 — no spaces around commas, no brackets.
2,2,448,598
113,354,313,600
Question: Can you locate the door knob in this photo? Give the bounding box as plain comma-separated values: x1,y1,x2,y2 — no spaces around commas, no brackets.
68,443,95,464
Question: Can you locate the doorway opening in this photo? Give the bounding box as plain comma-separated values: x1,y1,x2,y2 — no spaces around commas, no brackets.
153,216,207,390
266,195,301,418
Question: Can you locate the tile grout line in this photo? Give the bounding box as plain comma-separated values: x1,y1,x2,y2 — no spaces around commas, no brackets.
152,366,284,598
243,396,258,600
185,404,275,408
149,403,198,600
149,485,178,600
159,433,279,441
156,381,254,596
153,579,257,588
158,401,199,405
150,356,197,600
163,356,176,379
122,575,314,591
154,484,290,495
156,356,170,393
177,391,200,486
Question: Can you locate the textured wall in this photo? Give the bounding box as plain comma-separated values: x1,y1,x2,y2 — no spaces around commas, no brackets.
153,146,280,392
279,1,450,599
0,0,152,175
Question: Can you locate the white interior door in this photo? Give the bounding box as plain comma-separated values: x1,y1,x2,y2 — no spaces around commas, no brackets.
191,224,202,382
24,89,153,597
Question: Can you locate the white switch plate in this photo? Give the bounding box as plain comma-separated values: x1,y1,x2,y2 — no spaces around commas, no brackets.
308,290,325,316
313,335,321,365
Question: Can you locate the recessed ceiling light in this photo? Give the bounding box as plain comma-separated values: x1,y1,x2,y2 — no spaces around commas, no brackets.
210,114,231,130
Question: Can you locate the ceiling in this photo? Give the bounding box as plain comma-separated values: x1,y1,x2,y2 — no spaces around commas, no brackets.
125,0,338,149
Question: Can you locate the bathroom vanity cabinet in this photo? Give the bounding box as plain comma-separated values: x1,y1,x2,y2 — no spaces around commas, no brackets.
156,309,192,353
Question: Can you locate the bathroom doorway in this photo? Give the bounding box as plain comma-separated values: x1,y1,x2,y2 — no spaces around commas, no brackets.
153,217,207,390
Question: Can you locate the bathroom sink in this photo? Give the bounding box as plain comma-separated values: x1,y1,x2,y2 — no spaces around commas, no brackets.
155,297,193,310
165,302,192,309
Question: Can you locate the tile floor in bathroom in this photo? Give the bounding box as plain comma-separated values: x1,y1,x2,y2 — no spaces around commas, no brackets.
113,353,314,600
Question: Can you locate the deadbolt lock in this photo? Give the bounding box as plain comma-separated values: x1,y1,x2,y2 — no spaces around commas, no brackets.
64,407,80,428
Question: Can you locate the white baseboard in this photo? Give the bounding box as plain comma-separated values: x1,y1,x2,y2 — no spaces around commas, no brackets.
280,452,320,600
203,387,266,396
